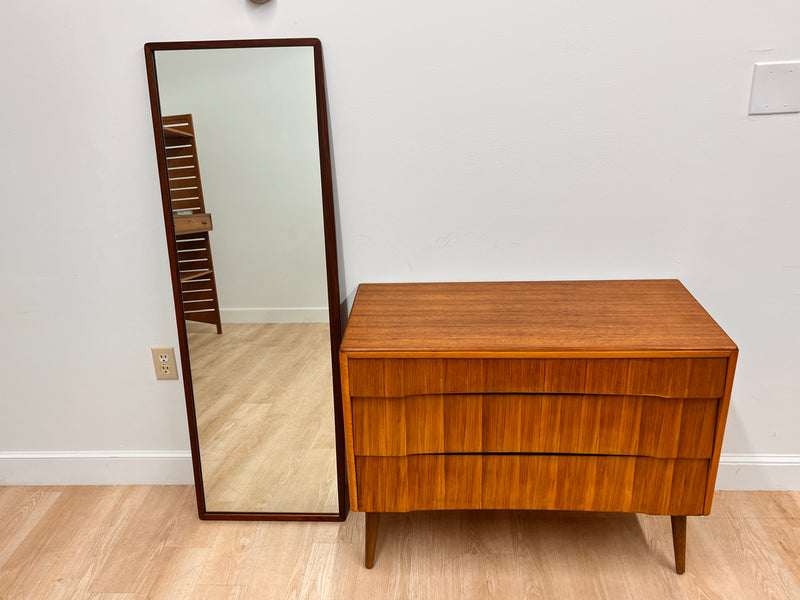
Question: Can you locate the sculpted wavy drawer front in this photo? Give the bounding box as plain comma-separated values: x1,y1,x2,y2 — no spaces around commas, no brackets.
347,358,728,399
340,281,738,571
351,393,718,459
355,454,709,515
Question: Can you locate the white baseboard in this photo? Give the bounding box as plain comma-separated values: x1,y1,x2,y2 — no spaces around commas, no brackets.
715,454,800,491
220,307,328,324
0,451,194,485
0,451,798,490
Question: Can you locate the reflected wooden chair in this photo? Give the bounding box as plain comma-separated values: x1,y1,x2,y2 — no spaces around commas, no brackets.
162,114,222,334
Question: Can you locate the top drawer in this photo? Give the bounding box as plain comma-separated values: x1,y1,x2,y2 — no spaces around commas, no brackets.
347,357,728,399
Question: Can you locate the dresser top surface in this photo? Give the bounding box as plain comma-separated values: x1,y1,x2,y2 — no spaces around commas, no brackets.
340,279,737,355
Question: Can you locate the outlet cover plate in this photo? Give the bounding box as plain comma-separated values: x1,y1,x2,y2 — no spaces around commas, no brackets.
749,61,800,115
151,346,179,380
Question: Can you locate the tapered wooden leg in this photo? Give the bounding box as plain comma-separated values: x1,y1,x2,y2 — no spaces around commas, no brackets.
365,512,380,569
671,515,687,574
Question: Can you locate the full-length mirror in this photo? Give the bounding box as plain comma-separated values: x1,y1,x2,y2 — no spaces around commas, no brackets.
144,39,347,519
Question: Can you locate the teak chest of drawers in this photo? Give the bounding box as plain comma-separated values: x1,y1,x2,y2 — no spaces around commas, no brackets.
339,280,737,573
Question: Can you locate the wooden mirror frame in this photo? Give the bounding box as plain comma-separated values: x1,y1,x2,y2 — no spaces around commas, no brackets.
144,38,348,521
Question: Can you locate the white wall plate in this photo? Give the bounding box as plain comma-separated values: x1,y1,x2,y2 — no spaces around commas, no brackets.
749,61,800,115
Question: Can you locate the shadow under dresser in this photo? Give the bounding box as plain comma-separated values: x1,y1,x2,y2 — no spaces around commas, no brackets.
339,280,737,573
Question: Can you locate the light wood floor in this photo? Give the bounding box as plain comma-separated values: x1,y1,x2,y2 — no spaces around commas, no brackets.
1,487,798,599
187,322,338,513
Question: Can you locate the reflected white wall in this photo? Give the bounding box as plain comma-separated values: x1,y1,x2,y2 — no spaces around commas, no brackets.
156,47,328,323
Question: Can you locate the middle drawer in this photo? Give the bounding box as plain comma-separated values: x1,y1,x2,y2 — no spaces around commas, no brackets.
351,393,718,459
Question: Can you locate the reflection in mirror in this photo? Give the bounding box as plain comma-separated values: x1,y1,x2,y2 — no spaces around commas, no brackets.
145,40,346,518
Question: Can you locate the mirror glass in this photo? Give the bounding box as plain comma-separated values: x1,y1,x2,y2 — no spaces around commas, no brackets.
146,41,344,516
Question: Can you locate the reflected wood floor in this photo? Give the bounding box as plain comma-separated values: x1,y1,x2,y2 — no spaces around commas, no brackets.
1,486,799,599
187,322,338,513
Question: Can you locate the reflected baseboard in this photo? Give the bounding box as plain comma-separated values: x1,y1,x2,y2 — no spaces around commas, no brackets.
220,308,329,324
0,451,194,485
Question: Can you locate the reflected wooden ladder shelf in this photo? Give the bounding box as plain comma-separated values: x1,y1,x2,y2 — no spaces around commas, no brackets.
162,114,222,334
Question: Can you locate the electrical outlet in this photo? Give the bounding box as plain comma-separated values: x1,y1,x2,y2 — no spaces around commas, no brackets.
151,346,178,380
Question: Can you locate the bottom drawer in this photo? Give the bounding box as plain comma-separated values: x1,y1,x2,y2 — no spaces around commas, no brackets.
355,454,709,515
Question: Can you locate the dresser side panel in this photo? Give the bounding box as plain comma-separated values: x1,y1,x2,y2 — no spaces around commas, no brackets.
339,353,360,511
703,351,739,514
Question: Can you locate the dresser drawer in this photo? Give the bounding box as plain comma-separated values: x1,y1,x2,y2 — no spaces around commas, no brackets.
351,393,718,459
348,358,728,399
355,454,708,515
341,281,737,571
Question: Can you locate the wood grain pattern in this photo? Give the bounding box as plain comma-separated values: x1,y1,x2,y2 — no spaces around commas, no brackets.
339,355,360,519
339,280,738,570
2,487,798,598
340,280,737,354
704,350,739,513
162,113,223,334
355,455,709,514
188,322,339,514
365,513,379,569
347,357,728,399
352,393,718,459
173,213,212,234
671,515,687,574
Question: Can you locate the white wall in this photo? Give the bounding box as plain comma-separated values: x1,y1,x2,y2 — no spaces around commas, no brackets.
1,1,799,488
156,47,329,322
